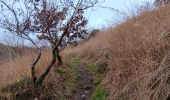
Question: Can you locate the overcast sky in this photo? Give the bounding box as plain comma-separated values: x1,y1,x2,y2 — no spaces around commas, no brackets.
87,0,154,28
0,0,154,45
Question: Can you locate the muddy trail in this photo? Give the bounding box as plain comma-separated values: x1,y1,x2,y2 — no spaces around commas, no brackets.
72,65,94,100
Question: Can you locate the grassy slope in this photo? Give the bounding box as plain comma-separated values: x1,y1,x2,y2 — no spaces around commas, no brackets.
63,5,170,100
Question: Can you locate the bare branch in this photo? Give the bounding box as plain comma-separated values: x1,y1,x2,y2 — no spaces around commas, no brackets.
0,0,99,86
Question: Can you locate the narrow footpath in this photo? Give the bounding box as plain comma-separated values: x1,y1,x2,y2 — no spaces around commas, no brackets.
72,65,94,100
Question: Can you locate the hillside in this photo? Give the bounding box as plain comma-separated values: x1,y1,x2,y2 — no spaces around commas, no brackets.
63,5,170,100
1,3,170,100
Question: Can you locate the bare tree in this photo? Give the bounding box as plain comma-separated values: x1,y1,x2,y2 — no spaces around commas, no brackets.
0,0,98,87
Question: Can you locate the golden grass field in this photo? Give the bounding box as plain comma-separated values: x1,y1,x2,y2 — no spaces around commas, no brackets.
0,49,51,87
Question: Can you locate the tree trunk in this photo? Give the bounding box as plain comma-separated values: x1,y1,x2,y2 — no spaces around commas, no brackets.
31,51,41,87
35,48,62,86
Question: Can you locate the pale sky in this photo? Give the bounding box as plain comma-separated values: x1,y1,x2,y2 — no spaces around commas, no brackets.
0,0,154,44
87,0,154,28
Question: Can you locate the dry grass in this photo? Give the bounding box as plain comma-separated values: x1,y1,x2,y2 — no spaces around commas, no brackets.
63,5,170,100
0,49,51,87
1,3,170,100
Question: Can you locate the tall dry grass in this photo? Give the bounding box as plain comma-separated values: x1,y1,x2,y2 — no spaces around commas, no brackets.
1,3,170,100
63,5,170,100
0,49,51,87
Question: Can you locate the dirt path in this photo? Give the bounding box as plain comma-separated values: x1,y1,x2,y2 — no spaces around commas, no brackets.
72,65,94,100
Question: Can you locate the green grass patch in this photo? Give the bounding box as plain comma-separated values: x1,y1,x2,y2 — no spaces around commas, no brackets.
84,62,108,100
58,57,80,97
84,63,102,86
84,62,108,86
91,85,108,100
